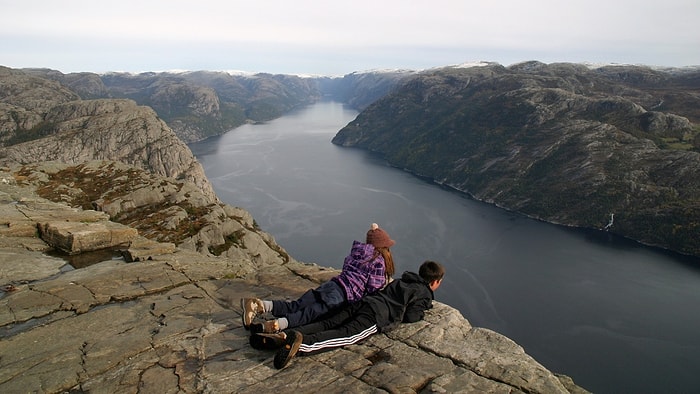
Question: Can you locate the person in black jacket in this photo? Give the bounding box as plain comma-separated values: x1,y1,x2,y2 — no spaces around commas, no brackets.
264,260,445,369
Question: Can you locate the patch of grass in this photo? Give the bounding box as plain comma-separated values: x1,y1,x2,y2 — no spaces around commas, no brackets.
208,229,246,256
660,137,695,151
32,163,147,210
26,163,217,246
4,121,58,146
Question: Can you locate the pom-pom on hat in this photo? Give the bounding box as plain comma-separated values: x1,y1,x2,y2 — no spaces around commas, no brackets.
366,223,395,248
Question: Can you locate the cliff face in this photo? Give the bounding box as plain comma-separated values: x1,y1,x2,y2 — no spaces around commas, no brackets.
0,67,286,256
332,62,700,258
0,67,216,201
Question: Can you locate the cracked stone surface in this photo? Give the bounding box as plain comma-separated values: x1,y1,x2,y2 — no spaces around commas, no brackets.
0,174,589,393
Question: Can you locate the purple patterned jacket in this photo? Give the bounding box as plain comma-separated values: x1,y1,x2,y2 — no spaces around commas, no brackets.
333,240,388,303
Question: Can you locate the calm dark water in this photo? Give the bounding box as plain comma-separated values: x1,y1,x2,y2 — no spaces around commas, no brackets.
189,101,700,394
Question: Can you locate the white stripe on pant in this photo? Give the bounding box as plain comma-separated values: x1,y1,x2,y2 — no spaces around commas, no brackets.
298,324,378,353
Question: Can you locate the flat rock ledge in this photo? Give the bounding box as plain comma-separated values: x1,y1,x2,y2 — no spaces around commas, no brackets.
0,179,588,393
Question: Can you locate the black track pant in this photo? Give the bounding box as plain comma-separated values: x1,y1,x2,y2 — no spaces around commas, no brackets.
292,302,378,354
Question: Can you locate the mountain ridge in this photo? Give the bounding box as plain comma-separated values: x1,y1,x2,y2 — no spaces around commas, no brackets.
332,61,700,258
20,67,412,143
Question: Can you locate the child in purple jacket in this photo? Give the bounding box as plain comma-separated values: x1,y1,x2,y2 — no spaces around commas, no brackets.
241,223,396,333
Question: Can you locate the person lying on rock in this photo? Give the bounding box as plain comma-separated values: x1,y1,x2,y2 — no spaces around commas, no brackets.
252,260,445,369
241,223,396,333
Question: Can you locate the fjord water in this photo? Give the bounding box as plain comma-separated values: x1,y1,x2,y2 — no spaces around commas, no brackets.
189,101,700,394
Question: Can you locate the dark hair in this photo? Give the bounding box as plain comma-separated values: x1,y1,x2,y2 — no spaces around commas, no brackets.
419,260,444,283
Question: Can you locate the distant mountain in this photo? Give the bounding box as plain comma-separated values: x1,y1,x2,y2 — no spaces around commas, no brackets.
20,68,412,143
332,61,700,258
317,69,416,110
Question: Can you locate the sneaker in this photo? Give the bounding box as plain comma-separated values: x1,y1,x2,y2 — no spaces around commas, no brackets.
240,298,264,329
249,332,286,350
250,319,280,334
273,330,303,369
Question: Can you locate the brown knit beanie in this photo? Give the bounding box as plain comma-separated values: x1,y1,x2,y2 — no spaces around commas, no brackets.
366,223,395,248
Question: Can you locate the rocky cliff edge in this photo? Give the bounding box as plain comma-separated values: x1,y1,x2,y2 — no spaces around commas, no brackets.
0,163,588,393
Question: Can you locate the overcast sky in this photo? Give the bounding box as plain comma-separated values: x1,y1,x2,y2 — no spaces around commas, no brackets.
2,0,699,75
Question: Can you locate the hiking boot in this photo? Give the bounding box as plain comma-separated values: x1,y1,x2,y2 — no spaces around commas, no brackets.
250,319,280,334
273,330,303,369
240,298,264,329
250,332,286,350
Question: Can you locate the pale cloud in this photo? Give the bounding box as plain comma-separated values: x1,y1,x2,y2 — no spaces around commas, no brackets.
1,0,698,74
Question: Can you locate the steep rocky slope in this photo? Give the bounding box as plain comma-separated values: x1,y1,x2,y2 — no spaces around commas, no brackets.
0,67,216,200
333,62,700,257
0,67,80,143
9,161,283,261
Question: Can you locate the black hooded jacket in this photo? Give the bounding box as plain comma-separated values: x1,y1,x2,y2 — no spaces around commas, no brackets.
362,271,434,332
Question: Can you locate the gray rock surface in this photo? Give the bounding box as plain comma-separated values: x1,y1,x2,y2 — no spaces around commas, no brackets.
0,98,217,202
0,67,217,202
0,168,588,393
